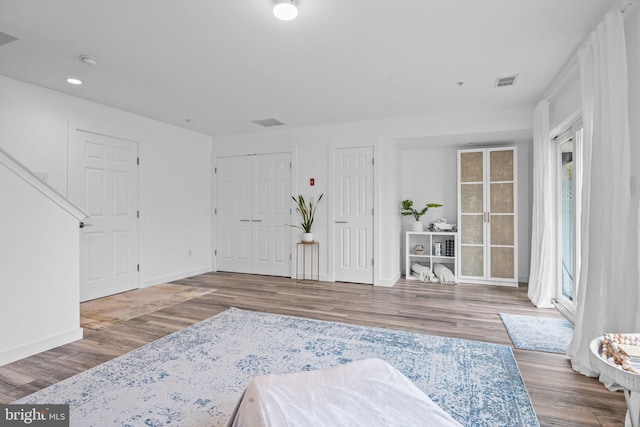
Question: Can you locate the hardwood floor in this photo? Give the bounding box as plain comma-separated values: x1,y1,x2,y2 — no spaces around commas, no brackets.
0,272,627,426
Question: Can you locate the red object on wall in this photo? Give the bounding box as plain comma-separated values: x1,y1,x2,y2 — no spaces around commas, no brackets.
310,178,315,186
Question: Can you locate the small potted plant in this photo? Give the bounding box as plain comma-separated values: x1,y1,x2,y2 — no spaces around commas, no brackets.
289,194,323,242
401,199,442,232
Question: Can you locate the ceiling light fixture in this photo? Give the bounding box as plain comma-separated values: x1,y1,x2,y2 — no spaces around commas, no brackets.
66,77,83,85
79,55,98,66
273,0,298,21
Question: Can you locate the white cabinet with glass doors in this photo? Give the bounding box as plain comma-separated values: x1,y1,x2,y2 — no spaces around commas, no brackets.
457,147,518,286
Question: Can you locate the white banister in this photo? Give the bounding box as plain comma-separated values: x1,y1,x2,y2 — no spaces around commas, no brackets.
0,146,88,220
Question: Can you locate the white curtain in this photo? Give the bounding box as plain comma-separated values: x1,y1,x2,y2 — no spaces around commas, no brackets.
567,10,638,388
527,100,555,308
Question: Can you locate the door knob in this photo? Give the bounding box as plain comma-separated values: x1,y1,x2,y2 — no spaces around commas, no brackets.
79,222,93,228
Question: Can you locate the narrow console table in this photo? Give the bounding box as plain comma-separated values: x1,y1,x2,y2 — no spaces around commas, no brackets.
296,241,319,283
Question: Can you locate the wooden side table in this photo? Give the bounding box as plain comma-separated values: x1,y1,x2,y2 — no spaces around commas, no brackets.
296,241,319,283
590,335,640,426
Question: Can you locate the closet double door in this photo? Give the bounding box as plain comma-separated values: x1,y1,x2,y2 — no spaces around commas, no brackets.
216,153,291,276
457,147,517,286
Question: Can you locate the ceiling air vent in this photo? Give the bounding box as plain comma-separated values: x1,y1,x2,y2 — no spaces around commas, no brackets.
494,74,518,88
252,118,285,127
0,32,18,48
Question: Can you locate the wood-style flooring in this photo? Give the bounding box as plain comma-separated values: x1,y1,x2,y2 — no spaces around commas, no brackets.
0,272,628,426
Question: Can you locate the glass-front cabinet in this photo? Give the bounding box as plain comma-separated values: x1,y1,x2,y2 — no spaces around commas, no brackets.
457,147,517,286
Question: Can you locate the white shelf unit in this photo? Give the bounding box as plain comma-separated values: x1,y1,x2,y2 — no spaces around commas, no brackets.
405,231,458,281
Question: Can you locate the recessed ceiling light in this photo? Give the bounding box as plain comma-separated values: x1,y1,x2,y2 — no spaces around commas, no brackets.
273,0,298,20
66,78,83,85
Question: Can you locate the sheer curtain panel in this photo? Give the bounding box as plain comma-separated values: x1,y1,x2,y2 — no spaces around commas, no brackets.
528,100,555,308
566,10,638,390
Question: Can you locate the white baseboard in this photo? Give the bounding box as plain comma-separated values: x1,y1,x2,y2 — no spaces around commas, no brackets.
519,275,529,284
143,267,213,287
0,327,83,367
375,272,401,287
296,273,394,286
288,273,331,282
307,272,399,286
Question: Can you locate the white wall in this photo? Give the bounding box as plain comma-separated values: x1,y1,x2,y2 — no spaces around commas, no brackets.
398,142,532,282
0,75,213,288
212,105,533,285
624,6,640,327
549,66,581,131
400,147,458,226
624,5,640,179
0,73,534,313
378,138,402,285
626,5,640,196
139,126,212,285
399,146,457,276
517,142,532,283
0,163,83,365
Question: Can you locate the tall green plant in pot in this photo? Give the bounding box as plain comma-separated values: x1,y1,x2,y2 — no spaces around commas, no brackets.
290,194,323,242
401,199,442,232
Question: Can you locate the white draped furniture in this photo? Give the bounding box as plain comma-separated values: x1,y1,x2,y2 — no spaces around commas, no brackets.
226,358,462,427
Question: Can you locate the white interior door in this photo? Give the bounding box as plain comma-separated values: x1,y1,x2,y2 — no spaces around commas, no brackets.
252,153,290,276
216,156,252,273
333,146,374,284
73,130,139,302
216,152,291,276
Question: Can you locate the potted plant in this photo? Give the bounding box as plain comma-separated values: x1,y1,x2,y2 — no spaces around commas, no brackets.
401,199,442,232
289,194,323,242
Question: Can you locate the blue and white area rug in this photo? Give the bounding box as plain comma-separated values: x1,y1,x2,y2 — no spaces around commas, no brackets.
18,308,538,426
500,313,573,354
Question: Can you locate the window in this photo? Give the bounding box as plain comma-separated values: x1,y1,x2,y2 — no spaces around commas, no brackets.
554,121,582,318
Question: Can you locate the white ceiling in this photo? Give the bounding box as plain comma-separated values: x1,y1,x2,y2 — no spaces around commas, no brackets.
0,0,617,138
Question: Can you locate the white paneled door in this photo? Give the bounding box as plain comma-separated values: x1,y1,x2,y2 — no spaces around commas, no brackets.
333,146,374,284
216,156,252,274
216,153,291,276
252,154,290,276
71,129,139,302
